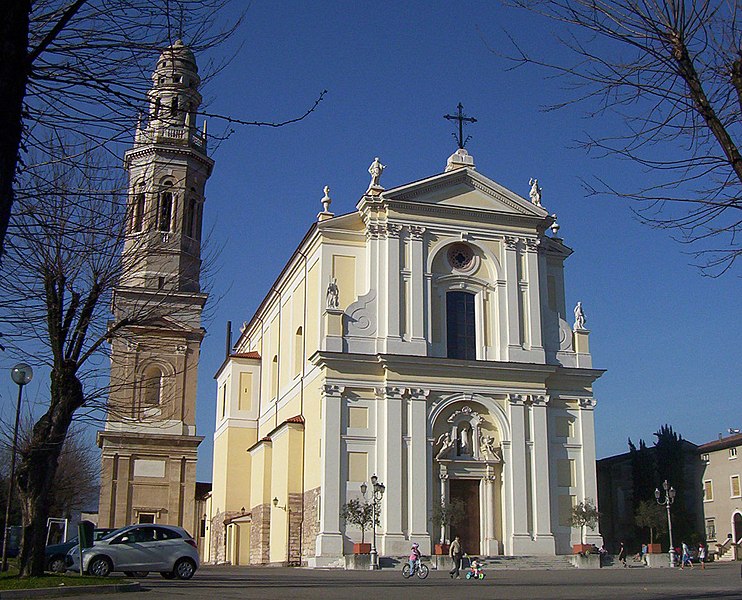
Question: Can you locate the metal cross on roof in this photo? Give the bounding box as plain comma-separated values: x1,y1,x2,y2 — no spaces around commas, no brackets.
444,103,477,149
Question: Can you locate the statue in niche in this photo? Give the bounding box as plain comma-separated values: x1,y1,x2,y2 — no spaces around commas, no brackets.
480,435,502,462
573,301,586,331
459,424,472,455
326,278,339,309
435,431,455,460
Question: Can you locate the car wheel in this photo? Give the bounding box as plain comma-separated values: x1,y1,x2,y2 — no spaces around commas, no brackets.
174,557,196,580
47,556,66,573
160,571,177,579
88,556,112,577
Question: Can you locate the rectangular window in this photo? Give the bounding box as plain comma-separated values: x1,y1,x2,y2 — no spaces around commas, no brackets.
446,291,476,360
704,480,714,502
348,407,368,429
220,384,227,418
701,453,709,463
238,372,252,411
706,518,716,541
731,475,741,498
557,459,575,487
730,447,738,459
347,452,368,483
558,495,576,527
555,417,573,438
138,513,156,524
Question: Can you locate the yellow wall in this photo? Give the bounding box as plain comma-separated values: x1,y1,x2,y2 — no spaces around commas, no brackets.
332,255,356,310
306,261,320,357
211,427,256,514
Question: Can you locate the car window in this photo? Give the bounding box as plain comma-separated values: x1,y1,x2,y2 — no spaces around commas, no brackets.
155,527,182,540
100,528,123,541
129,527,157,543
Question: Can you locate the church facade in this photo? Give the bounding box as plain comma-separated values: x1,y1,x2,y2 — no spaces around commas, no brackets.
207,148,604,566
98,40,211,534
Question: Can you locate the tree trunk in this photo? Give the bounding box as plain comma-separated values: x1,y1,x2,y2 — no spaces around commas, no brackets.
0,0,32,259
16,365,82,576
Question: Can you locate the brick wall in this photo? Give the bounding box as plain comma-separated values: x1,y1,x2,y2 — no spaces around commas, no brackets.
302,487,321,563
250,503,271,564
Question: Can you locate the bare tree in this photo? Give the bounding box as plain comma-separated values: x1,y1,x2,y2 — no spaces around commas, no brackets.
503,0,742,275
0,140,205,576
0,0,325,261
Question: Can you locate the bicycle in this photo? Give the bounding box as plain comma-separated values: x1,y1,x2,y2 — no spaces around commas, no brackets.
402,559,429,579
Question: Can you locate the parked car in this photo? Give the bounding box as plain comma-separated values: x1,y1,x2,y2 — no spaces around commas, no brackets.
66,524,199,579
46,529,118,573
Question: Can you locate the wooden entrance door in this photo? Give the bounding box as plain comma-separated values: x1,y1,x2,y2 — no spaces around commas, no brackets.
449,478,480,554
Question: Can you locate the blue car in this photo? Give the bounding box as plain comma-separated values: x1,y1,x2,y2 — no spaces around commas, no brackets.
46,529,117,573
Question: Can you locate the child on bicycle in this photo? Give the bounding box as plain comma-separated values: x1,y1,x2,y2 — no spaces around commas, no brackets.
408,542,421,575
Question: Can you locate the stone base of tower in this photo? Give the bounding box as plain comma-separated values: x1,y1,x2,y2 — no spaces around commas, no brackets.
97,430,203,537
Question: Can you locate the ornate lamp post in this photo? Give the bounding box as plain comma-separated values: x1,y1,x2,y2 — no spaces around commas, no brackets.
2,364,33,572
361,474,385,570
655,479,676,567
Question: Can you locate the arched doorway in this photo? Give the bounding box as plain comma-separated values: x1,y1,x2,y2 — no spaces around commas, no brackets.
734,513,742,543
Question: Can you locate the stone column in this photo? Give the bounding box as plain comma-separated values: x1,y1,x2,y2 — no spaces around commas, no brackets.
524,239,545,361
438,465,450,545
408,226,427,354
503,237,522,359
483,466,499,555
530,395,556,553
578,397,602,546
378,386,406,555
507,394,531,552
315,384,344,559
408,388,430,550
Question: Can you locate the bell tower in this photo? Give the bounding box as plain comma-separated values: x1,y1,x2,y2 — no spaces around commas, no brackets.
97,40,213,533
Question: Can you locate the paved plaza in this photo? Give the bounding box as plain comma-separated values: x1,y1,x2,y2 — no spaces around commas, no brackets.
64,563,742,600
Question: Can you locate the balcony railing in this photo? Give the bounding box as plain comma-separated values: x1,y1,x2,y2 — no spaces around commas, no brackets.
134,125,207,153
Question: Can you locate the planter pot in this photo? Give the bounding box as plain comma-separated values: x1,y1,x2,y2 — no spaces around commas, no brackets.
434,544,449,555
647,543,662,554
353,543,371,555
572,544,592,555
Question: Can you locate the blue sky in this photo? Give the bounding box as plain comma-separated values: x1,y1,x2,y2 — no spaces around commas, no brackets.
1,1,739,484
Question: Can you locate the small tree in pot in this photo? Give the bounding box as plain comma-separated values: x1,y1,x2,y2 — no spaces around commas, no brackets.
430,497,466,554
635,500,667,553
570,499,600,554
340,499,378,554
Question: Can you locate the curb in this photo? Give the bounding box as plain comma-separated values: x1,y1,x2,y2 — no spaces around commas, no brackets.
0,581,140,599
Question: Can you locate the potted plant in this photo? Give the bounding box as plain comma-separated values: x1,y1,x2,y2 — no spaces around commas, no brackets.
430,497,466,554
570,499,600,554
340,498,377,554
634,499,666,553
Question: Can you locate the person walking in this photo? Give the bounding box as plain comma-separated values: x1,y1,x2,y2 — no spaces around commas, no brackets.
698,543,707,570
681,541,694,570
449,535,463,579
618,542,627,568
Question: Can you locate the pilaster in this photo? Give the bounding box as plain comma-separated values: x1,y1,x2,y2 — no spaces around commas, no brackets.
506,394,530,550
524,239,545,361
503,237,523,359
315,384,344,557
407,388,430,545
408,226,427,353
529,395,556,552
378,386,407,555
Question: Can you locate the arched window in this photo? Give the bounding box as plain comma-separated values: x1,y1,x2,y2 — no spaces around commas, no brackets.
184,197,196,238
158,183,173,232
131,186,145,233
142,366,163,405
271,355,278,399
446,291,476,360
294,327,303,377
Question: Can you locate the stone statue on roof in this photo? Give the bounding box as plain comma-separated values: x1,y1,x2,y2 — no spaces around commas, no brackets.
573,301,586,331
367,157,385,192
529,178,542,207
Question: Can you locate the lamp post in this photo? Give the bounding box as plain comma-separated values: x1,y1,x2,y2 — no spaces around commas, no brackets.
2,364,33,572
361,474,385,570
655,479,676,568
273,497,291,566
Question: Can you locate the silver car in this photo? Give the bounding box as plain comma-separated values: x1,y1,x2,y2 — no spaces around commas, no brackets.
66,524,199,579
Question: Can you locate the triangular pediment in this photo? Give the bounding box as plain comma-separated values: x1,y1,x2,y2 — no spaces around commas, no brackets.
381,168,549,218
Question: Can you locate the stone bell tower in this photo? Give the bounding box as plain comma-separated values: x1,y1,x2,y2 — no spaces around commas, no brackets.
97,40,213,534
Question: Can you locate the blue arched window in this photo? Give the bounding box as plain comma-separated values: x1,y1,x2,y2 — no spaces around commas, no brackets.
446,291,476,360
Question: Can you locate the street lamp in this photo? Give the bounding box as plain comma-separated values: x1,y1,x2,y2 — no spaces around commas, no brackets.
2,364,33,572
655,479,676,568
361,474,385,570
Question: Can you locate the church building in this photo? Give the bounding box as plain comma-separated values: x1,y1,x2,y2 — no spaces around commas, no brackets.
207,142,605,566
